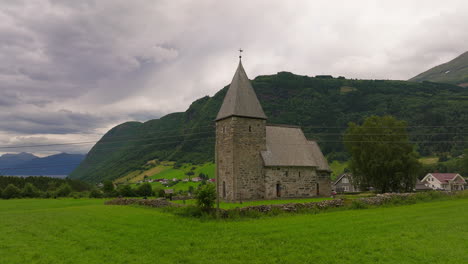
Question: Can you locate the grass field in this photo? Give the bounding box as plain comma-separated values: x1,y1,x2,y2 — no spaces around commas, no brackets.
1,198,467,264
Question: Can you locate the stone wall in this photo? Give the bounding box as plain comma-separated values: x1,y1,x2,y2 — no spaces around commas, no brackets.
317,171,332,196
264,166,319,199
216,117,266,201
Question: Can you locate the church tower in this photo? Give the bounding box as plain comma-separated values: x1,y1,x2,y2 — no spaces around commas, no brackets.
215,60,267,201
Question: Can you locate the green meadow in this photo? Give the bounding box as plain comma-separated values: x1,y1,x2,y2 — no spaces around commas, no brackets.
1,198,467,264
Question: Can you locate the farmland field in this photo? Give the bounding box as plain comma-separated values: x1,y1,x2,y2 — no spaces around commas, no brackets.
1,198,467,264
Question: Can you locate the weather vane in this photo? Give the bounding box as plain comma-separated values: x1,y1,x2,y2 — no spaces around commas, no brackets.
239,48,243,60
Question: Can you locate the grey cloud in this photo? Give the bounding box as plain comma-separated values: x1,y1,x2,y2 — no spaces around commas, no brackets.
0,0,467,155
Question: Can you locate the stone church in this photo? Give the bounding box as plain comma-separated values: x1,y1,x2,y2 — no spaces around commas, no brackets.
215,59,331,201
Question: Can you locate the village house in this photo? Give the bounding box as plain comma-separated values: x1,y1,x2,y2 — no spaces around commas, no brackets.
333,173,360,193
414,179,432,191
420,173,466,191
216,59,331,201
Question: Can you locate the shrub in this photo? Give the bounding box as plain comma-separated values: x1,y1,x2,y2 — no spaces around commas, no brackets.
22,183,41,198
136,182,153,197
195,184,216,212
2,184,22,199
56,183,72,197
102,180,115,194
118,185,136,197
350,200,368,209
89,189,103,198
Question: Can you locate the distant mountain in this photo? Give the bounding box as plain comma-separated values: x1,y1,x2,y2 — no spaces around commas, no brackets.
410,51,468,87
0,152,38,168
0,153,85,177
70,71,468,183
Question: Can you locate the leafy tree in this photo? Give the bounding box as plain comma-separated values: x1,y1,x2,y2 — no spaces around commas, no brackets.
154,188,165,198
22,183,40,198
460,149,468,176
195,184,216,211
2,184,22,199
136,183,153,197
102,180,115,193
56,184,72,197
344,115,422,193
118,185,136,197
188,185,195,195
89,189,103,198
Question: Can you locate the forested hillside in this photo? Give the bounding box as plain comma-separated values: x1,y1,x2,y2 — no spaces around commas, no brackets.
70,72,468,183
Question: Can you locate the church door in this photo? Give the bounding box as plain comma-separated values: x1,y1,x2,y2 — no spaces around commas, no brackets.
276,183,281,198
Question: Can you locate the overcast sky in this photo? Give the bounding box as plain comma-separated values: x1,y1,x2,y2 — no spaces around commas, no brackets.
0,0,467,156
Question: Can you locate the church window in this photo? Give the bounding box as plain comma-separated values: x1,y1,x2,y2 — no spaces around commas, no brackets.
222,127,225,133
342,178,349,184
276,183,281,198
285,170,288,177
222,181,226,198
249,125,252,132
298,171,301,177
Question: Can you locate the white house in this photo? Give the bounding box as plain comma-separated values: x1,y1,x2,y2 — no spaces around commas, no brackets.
420,173,466,191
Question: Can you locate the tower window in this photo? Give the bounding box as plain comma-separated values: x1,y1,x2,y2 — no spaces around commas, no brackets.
222,181,226,198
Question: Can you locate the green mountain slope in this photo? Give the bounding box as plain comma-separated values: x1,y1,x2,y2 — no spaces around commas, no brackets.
410,51,468,86
70,72,468,183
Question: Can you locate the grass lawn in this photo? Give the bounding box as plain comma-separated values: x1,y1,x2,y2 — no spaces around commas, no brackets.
1,198,467,264
173,197,332,209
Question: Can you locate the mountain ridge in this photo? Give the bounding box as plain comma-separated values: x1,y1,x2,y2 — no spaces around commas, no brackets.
410,51,468,86
70,71,468,183
0,152,85,177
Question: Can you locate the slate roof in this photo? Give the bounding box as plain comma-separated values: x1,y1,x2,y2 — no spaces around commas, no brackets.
216,61,267,121
261,125,330,171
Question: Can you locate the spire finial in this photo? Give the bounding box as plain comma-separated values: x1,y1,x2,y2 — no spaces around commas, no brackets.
239,48,243,60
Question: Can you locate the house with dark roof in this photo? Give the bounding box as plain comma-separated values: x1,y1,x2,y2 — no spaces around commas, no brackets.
215,58,331,201
420,173,466,191
333,173,360,193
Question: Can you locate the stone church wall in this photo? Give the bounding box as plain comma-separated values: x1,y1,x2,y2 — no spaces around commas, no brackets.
216,117,266,201
264,167,319,199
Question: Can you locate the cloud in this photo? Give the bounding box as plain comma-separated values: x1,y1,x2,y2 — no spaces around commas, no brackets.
0,0,467,155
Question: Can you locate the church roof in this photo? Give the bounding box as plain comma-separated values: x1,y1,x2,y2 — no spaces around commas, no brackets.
261,125,330,171
216,61,267,121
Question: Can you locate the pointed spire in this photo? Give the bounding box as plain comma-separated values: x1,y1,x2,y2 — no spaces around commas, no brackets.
216,60,267,121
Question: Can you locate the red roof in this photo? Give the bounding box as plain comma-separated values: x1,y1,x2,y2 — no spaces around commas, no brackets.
429,173,465,183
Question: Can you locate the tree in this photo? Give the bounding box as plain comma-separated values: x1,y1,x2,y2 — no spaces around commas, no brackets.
136,183,153,197
102,180,115,193
2,184,22,199
56,184,72,197
22,183,40,198
344,115,422,193
460,149,468,176
89,189,103,198
195,184,216,212
118,185,136,197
